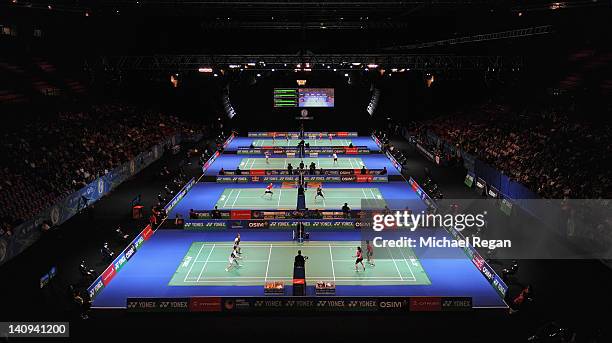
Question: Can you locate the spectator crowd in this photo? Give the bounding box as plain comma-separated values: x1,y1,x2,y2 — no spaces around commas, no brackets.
0,104,203,236
412,103,611,199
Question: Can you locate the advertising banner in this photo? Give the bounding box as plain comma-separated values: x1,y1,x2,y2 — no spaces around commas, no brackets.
127,296,472,312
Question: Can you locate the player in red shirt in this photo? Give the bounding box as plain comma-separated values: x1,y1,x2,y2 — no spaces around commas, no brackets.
263,183,274,199
366,240,375,266
354,247,366,271
328,133,333,142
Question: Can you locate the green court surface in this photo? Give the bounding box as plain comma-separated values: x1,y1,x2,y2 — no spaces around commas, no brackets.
239,157,365,170
169,241,431,286
214,188,385,210
253,138,353,147
305,187,384,209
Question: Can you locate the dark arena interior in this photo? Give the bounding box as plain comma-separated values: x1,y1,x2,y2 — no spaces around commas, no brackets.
0,0,611,341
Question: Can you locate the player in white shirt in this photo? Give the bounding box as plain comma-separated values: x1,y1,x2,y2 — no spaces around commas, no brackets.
225,250,240,271
233,233,242,255
332,153,338,164
265,151,270,164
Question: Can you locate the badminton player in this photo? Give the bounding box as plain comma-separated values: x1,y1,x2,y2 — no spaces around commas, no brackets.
263,183,274,198
366,240,375,266
314,185,325,200
354,247,366,271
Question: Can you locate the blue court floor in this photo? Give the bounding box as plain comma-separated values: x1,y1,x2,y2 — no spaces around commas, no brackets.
225,136,381,152
168,182,426,218
204,154,399,176
92,229,507,309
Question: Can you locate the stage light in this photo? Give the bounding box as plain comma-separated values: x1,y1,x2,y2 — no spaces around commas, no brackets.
213,73,218,77
271,68,275,72
333,69,337,72
198,67,213,73
247,62,256,66
344,73,349,77
367,64,378,68
229,64,240,69
256,73,261,77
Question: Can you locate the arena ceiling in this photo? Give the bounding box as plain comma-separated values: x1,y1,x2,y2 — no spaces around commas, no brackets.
7,1,607,27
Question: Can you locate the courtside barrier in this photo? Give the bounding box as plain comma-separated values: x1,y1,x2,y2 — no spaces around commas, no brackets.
202,132,235,173
408,177,509,299
88,174,199,301
87,224,154,300
164,178,196,213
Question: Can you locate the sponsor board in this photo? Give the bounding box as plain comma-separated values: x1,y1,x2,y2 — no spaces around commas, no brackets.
101,265,116,286
127,298,191,312
408,177,508,299
112,252,128,273
87,276,104,299
126,296,471,312
184,220,358,230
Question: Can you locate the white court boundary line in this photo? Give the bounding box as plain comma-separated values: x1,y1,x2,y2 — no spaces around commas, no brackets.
222,189,235,208
184,244,206,282
183,242,419,283
329,244,336,283
264,244,273,282
397,244,417,281
196,243,216,282
385,246,405,281
230,189,242,208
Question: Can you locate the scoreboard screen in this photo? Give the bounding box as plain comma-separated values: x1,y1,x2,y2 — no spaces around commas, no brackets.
274,88,334,108
274,88,298,107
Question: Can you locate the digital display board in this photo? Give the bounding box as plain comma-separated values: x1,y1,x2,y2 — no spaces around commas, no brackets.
273,88,298,107
298,88,334,107
274,88,335,108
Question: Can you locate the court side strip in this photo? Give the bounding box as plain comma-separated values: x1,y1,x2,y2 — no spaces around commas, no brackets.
264,244,273,282
386,246,405,281
184,243,206,282
196,243,216,282
231,189,242,208
329,244,336,282
222,189,235,208
397,245,417,280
